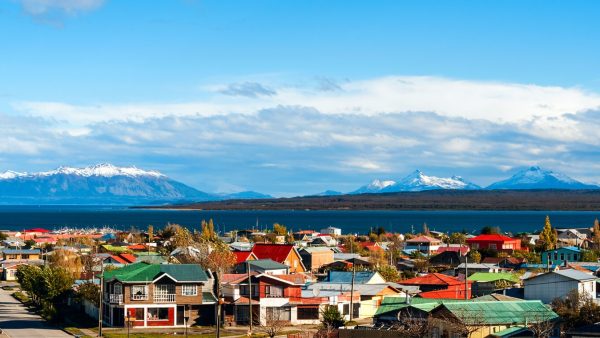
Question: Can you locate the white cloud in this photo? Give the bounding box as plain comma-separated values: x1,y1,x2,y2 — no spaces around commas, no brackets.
17,0,104,16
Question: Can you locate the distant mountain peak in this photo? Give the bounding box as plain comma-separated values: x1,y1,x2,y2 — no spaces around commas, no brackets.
487,166,597,190
0,163,166,180
350,170,480,194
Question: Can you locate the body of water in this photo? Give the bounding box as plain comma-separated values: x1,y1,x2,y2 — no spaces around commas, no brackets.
0,206,598,234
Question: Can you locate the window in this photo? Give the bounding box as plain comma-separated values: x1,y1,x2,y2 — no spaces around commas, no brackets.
554,253,558,261
266,307,291,321
240,285,258,296
489,243,497,250
134,308,144,320
147,308,169,321
575,254,579,260
182,284,197,296
561,253,565,261
472,243,479,249
297,306,319,320
22,254,29,259
265,285,283,297
343,304,349,315
155,284,175,295
131,285,148,300
114,283,122,294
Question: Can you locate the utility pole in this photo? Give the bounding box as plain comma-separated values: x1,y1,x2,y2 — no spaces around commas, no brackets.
98,261,104,337
247,260,253,334
464,254,468,300
349,237,355,320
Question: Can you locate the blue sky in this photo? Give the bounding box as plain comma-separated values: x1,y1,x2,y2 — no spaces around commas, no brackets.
1,0,600,196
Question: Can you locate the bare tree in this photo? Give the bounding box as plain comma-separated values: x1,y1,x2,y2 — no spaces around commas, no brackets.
527,311,556,338
392,310,434,338
257,308,289,338
435,307,487,338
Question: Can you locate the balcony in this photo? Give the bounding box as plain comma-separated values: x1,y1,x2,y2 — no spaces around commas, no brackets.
108,294,123,304
154,294,176,303
131,294,148,301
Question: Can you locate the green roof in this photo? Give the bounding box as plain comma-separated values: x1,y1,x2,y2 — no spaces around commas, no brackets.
375,297,466,317
468,272,520,283
249,259,288,270
439,301,558,325
102,245,129,253
103,262,209,283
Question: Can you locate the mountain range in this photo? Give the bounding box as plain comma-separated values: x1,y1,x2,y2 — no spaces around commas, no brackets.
0,164,597,205
337,166,599,196
0,163,271,205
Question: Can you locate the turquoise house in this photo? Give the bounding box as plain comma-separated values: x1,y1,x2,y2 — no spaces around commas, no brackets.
541,246,581,265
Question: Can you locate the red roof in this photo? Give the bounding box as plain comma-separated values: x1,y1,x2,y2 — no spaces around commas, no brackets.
251,243,294,263
418,284,472,299
126,244,147,251
110,255,128,264
399,273,464,286
233,251,255,264
119,253,137,263
24,228,50,233
467,234,517,242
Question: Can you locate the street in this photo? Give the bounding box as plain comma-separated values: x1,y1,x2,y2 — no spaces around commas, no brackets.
0,287,71,338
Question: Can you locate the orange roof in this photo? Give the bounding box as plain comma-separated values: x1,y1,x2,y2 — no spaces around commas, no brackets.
418,285,471,299
399,273,464,286
110,255,128,264
119,253,137,263
127,244,147,250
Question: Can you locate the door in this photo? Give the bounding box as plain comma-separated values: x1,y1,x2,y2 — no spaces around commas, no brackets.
177,305,185,326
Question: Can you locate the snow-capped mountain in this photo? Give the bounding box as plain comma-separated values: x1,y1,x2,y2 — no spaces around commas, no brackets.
383,170,481,192
0,164,268,205
486,166,599,190
350,170,480,194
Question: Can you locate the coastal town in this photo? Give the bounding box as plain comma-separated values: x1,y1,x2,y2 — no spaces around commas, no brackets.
0,217,599,337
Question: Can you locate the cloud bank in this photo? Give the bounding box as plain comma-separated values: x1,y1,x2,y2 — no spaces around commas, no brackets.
5,75,600,196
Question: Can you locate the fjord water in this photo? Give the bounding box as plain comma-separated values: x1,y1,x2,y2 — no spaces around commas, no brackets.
0,205,599,234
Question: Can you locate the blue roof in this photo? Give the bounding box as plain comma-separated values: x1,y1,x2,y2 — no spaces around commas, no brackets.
543,246,581,253
327,270,377,284
2,249,41,254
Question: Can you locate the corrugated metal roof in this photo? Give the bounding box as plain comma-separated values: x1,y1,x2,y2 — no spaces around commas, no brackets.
327,271,377,284
103,262,209,282
249,259,288,270
440,300,557,325
468,272,519,283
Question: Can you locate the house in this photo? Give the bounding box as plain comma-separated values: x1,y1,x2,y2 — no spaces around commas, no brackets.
429,251,464,267
320,257,372,272
2,261,44,281
358,242,384,253
325,270,386,284
232,251,257,264
221,272,323,325
468,272,520,297
435,244,469,256
374,298,558,337
524,269,597,303
309,235,337,247
234,259,290,275
299,247,334,272
456,262,501,276
251,244,306,273
398,273,471,299
305,282,403,318
320,227,342,236
2,249,41,260
466,234,522,252
429,300,559,338
404,235,442,255
102,262,215,328
542,246,581,266
557,229,589,247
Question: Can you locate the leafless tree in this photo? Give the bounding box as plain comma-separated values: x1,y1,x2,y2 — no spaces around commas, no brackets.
435,307,487,338
257,309,289,338
391,309,434,338
527,311,556,338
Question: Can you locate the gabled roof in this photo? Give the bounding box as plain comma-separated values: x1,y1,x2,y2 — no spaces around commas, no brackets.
2,249,41,255
109,255,128,264
103,262,209,283
399,273,463,286
467,234,517,242
418,286,470,299
251,243,294,263
248,259,288,270
438,300,557,325
543,246,581,253
327,271,379,284
233,251,256,264
119,253,137,263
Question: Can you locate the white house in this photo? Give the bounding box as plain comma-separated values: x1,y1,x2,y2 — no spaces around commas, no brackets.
524,269,597,304
404,235,442,255
319,227,342,236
